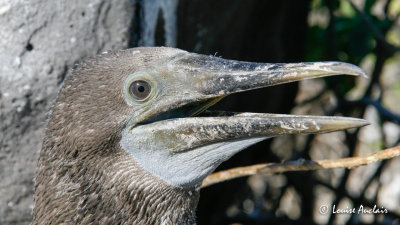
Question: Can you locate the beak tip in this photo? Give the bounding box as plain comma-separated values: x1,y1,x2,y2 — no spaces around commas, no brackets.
346,63,369,78
349,118,370,129
363,120,371,126
325,62,368,78
359,69,369,79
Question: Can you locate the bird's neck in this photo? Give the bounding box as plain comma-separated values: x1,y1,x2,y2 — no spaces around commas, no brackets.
34,146,200,225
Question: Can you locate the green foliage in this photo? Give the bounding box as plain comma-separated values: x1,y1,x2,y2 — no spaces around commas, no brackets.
306,0,398,95
307,0,375,64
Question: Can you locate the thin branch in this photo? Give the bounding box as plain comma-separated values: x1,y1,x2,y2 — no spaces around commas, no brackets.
201,145,400,188
347,97,400,123
360,97,400,123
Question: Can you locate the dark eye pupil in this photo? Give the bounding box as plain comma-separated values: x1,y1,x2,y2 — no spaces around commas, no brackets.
129,80,151,100
138,85,145,92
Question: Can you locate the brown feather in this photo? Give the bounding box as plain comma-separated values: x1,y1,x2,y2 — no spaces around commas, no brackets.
33,48,198,224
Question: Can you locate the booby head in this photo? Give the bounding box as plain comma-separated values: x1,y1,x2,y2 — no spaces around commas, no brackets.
118,47,368,187
34,47,368,224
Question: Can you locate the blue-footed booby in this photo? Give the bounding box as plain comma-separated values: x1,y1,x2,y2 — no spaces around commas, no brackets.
33,47,368,224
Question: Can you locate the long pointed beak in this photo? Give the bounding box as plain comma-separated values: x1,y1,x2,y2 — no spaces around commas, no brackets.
129,113,369,153
131,52,368,125
122,50,369,187
169,53,368,98
129,51,369,149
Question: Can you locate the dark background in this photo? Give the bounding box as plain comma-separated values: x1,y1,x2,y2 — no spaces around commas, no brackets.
173,0,399,224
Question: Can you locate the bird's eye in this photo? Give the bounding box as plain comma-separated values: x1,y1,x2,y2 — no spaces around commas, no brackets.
129,80,152,101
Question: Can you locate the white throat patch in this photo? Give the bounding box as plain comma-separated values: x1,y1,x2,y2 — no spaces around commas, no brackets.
120,126,267,187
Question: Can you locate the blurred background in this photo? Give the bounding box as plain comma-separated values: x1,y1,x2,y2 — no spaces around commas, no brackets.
0,0,399,224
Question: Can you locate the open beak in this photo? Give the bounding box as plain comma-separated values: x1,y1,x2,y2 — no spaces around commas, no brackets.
130,52,369,142
122,51,369,187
